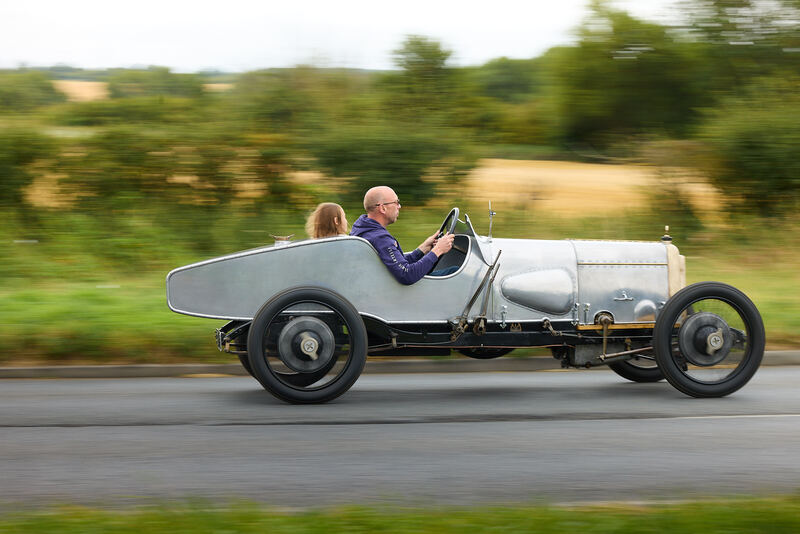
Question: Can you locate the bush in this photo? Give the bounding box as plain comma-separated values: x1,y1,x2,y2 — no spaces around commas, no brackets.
107,66,204,98
0,128,55,207
0,70,65,112
51,96,203,125
308,124,476,204
698,75,800,215
225,68,324,132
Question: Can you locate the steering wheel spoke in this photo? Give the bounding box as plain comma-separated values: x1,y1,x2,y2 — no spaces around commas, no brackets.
437,208,459,238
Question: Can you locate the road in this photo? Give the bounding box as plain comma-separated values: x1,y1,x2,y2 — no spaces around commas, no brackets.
2,367,800,508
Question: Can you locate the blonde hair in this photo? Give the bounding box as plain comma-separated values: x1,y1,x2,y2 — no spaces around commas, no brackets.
305,202,347,239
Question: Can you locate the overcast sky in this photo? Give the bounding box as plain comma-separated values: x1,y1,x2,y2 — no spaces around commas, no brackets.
2,0,676,72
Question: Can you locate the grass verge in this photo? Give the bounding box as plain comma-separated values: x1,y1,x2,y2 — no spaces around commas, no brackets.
2,498,800,533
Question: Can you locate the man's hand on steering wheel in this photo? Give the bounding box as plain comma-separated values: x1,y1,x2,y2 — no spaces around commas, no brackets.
418,231,439,254
421,208,459,254
432,233,454,257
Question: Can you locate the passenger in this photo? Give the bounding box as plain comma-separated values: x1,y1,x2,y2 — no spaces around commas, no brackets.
305,202,348,239
350,186,454,285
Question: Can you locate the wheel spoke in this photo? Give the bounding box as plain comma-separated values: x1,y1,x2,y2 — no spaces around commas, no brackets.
273,355,340,387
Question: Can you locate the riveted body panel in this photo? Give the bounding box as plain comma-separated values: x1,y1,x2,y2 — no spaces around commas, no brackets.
169,231,678,328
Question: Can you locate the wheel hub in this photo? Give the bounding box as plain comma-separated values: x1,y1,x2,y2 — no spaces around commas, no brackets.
678,312,733,367
277,316,335,372
299,333,319,359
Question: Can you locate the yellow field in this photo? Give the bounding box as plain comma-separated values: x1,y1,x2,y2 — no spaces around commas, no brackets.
52,80,233,102
203,83,233,92
53,80,109,102
292,159,720,217
464,159,720,216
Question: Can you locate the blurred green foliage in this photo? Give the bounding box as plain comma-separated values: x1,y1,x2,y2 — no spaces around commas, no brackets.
698,75,800,215
107,66,204,99
385,35,456,118
309,124,476,203
551,4,708,144
0,70,66,112
0,128,54,206
1,0,800,362
470,57,542,103
3,497,800,533
50,96,205,125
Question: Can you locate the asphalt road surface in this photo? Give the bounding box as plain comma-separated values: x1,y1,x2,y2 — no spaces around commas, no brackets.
3,367,800,509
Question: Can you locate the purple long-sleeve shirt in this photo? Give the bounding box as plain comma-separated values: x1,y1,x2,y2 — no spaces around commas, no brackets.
350,214,437,285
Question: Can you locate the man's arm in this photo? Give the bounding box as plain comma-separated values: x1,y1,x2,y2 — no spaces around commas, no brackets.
374,234,439,285
404,248,424,263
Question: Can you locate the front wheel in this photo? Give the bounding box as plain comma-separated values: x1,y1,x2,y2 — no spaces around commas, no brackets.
247,287,367,404
653,282,765,398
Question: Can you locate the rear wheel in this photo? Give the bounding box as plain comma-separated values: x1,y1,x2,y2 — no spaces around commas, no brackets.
653,282,764,398
247,287,367,404
608,356,663,382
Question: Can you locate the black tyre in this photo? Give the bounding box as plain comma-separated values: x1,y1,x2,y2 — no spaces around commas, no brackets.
653,281,765,398
247,287,367,404
458,347,514,359
237,353,254,377
608,356,664,382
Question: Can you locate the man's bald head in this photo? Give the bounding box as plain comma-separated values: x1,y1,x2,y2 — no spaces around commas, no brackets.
363,186,401,227
364,186,395,212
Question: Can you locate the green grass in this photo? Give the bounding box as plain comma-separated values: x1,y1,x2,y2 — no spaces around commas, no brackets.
2,498,800,533
0,278,224,364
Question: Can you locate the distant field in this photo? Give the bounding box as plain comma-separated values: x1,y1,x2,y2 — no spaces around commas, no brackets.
466,159,720,216
52,80,233,101
292,158,720,217
53,80,108,101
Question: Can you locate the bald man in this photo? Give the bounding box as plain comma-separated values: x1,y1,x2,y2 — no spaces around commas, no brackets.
350,186,454,285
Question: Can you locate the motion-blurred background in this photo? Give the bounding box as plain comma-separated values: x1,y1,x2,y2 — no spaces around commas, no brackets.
1,0,798,364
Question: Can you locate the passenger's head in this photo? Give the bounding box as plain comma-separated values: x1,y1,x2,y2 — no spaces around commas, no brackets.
364,186,401,227
305,202,348,239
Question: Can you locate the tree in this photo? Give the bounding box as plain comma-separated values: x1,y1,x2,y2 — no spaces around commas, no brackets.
675,0,800,88
309,123,475,204
380,35,456,118
0,71,66,112
56,127,178,210
471,57,541,103
698,75,800,215
0,128,54,207
107,67,204,99
547,1,707,146
227,67,324,132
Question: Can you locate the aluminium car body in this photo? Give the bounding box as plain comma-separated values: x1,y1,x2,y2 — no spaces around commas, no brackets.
167,208,764,404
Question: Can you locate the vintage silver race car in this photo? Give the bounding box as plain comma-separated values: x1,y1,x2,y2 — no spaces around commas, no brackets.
166,208,765,403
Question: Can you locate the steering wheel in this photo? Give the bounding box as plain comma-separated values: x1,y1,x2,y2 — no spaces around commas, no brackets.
436,207,459,239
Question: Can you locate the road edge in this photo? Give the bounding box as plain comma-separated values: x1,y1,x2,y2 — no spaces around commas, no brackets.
0,351,798,379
